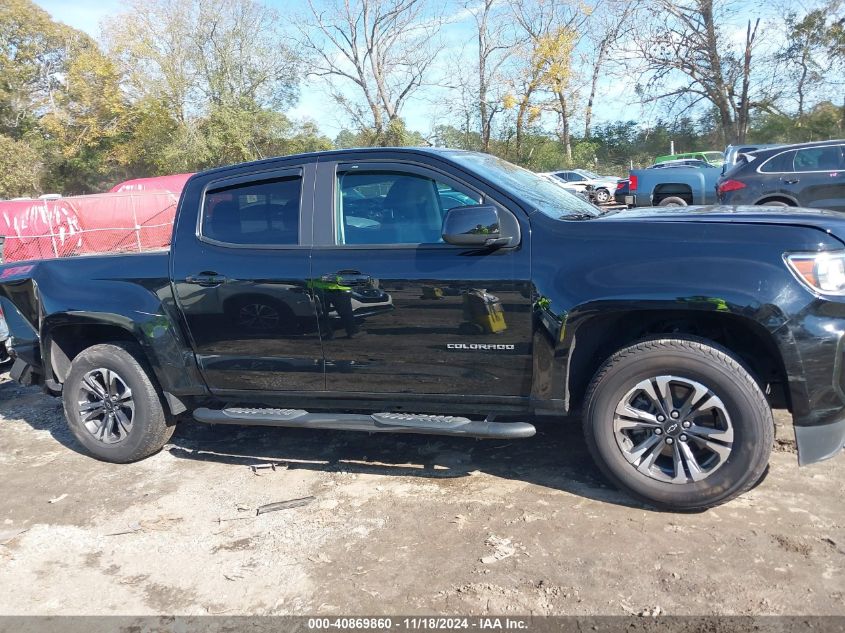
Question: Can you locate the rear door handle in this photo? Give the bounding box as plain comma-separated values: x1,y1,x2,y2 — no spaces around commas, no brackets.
185,272,228,287
784,178,800,184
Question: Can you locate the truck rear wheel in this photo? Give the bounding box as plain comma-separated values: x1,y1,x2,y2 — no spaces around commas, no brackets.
583,337,773,510
62,342,174,463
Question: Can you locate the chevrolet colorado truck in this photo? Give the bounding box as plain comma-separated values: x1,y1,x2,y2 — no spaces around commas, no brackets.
2,148,845,510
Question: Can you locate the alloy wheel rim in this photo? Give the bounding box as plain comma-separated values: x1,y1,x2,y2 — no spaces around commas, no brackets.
77,368,135,444
239,303,280,330
612,375,734,484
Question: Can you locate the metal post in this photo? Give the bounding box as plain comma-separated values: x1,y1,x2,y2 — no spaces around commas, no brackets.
45,200,58,258
129,193,142,252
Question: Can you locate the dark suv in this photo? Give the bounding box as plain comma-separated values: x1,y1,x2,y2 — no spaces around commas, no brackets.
717,139,845,211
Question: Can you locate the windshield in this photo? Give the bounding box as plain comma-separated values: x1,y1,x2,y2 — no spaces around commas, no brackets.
446,152,601,219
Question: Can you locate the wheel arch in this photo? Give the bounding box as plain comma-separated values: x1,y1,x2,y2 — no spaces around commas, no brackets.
563,309,790,415
43,312,207,412
652,183,694,205
47,321,137,383
754,194,799,206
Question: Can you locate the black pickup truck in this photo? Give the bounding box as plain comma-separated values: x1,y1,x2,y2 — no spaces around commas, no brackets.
2,148,845,510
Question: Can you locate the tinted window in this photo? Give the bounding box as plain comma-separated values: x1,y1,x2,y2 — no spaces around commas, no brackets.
760,150,796,173
336,170,481,245
793,146,844,172
203,176,301,245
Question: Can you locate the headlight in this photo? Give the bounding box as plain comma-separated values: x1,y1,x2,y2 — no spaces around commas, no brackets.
785,251,845,294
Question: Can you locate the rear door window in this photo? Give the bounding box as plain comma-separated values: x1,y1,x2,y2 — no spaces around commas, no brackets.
760,150,797,173
202,176,301,246
793,146,844,172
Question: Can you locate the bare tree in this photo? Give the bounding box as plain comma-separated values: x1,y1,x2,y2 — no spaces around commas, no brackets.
509,0,585,160
471,0,517,151
297,0,443,139
581,0,639,137
629,0,767,144
775,0,844,117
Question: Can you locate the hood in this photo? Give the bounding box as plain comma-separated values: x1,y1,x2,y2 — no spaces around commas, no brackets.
587,177,620,186
598,205,845,241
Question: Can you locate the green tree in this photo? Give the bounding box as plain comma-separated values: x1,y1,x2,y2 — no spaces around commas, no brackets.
0,0,133,193
41,34,129,192
104,0,299,119
0,134,41,197
334,118,426,149
0,0,69,138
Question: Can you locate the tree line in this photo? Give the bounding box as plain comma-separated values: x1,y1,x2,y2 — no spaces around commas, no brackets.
0,0,843,197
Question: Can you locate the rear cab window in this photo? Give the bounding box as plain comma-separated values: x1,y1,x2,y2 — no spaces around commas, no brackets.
202,176,302,246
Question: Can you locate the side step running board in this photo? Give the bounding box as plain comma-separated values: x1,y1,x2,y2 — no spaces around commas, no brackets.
192,407,536,439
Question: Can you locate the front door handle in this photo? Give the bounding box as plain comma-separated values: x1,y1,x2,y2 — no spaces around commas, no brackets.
185,272,228,287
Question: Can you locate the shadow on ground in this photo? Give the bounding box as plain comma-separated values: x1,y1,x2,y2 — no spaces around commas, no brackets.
164,414,656,509
0,376,741,512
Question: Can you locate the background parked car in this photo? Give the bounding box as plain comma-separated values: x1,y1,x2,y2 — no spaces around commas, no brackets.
654,150,724,166
625,164,721,207
544,169,621,204
717,140,845,211
614,179,629,205
722,144,784,174
649,158,712,169
538,173,598,206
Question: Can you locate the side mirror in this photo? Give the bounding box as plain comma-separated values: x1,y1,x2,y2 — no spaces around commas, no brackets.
441,205,507,247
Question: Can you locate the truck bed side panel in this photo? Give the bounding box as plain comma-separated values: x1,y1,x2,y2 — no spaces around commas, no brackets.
0,252,207,397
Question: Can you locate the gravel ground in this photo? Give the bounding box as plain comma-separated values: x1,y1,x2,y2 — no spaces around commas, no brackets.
0,372,843,616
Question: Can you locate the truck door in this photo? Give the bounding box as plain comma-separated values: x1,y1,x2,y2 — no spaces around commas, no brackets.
310,158,533,397
171,163,324,393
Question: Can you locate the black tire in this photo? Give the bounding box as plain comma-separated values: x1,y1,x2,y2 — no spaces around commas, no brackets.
658,196,687,207
62,342,175,463
583,337,773,510
757,200,791,207
594,188,611,204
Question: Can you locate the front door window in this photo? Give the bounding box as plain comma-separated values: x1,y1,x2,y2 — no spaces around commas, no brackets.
336,170,481,245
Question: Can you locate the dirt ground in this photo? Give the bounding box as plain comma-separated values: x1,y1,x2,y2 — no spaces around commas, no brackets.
0,372,843,617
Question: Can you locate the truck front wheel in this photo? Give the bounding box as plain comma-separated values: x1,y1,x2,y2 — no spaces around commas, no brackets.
62,342,174,463
583,337,773,510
